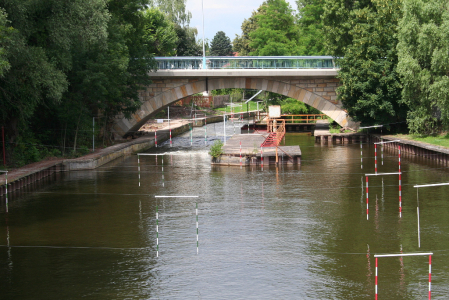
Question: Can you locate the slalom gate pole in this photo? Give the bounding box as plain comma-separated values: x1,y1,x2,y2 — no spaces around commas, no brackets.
138,154,141,187
375,144,377,174
361,140,363,169
240,140,242,167
156,203,159,257
196,202,199,254
204,118,207,145
399,145,402,218
366,176,369,220
155,130,157,147
190,124,193,146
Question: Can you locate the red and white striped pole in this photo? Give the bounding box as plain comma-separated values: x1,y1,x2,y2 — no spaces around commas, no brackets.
429,255,432,300
155,130,157,147
375,144,378,174
239,140,242,167
399,145,402,218
375,257,378,300
366,176,369,220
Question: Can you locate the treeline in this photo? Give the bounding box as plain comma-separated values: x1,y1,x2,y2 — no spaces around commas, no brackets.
231,0,449,135
0,0,200,166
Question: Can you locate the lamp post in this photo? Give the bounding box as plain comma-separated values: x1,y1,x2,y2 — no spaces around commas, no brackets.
202,0,206,69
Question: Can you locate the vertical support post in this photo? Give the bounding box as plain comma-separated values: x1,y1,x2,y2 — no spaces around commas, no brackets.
5,171,8,213
170,128,172,147
375,144,377,174
399,145,402,218
429,255,432,300
161,157,164,187
155,130,157,148
375,257,378,300
204,118,207,145
196,202,199,254
261,147,264,170
366,176,369,220
417,206,421,248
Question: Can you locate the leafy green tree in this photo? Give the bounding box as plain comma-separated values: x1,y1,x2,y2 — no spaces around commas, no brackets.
149,0,191,26
210,31,233,56
0,9,14,77
233,8,262,55
296,0,327,55
175,25,201,56
142,8,178,56
397,0,449,134
249,0,298,56
323,0,405,126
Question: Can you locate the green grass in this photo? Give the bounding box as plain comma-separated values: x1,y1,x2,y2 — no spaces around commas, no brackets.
394,133,449,148
215,101,259,113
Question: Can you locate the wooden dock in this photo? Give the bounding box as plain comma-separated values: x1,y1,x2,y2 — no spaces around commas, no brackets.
314,120,367,143
214,134,301,166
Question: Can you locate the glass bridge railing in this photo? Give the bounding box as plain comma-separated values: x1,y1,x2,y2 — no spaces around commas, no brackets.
155,56,337,70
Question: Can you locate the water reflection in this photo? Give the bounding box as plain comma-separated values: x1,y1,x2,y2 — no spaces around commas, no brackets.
1,128,449,299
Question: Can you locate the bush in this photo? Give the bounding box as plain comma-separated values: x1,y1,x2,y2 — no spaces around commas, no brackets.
208,140,224,158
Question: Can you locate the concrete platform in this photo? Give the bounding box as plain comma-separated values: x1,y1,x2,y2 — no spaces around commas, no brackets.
215,134,301,166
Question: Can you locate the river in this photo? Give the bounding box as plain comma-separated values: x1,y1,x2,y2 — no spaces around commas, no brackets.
1,121,449,299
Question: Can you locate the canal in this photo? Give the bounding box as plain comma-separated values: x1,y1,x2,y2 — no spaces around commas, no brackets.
1,121,449,299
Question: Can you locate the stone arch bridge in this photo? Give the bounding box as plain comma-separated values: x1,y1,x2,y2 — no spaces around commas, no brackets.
112,58,357,137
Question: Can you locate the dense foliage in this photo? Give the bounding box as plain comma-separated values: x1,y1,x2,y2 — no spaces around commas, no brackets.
323,0,405,126
0,0,184,166
397,0,449,134
210,31,233,56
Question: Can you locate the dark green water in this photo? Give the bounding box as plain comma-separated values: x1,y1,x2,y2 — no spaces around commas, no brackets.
1,123,449,299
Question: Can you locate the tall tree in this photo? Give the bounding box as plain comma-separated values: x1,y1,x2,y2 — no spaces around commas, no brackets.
233,8,262,55
249,0,298,56
175,25,201,56
296,0,327,55
323,0,405,126
149,0,191,26
397,0,449,134
210,31,233,56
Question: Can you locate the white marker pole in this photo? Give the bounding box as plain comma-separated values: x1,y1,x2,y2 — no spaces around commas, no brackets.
223,114,226,145
381,137,383,165
196,202,199,254
361,140,363,169
399,145,402,218
138,154,141,187
204,118,207,145
156,203,159,257
375,144,377,174
365,172,401,220
240,140,242,167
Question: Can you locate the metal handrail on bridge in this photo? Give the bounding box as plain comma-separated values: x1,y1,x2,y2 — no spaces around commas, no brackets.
155,56,337,70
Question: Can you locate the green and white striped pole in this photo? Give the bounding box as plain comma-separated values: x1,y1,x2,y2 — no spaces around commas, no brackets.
161,157,164,187
190,124,193,146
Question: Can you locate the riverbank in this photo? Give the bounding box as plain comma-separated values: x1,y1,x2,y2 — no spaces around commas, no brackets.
0,112,257,195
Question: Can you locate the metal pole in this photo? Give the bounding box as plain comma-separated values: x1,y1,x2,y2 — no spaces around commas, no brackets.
201,0,206,69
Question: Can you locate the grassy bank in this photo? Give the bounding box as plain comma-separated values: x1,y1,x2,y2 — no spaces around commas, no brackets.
215,101,259,113
393,133,449,148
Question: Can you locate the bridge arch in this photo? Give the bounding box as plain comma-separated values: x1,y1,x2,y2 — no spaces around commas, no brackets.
112,77,357,137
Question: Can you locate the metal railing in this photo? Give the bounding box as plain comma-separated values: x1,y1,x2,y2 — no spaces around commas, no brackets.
280,114,327,124
155,56,336,70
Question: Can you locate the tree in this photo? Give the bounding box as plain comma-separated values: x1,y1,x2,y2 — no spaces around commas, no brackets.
323,0,405,127
233,8,262,55
175,25,201,56
296,0,327,55
249,0,298,56
397,0,449,134
149,0,191,26
210,31,233,56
